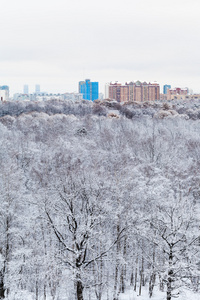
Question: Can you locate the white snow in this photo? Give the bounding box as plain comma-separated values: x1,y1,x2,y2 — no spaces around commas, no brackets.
119,286,200,300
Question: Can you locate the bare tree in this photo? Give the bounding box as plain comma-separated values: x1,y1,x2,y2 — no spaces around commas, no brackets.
44,174,125,300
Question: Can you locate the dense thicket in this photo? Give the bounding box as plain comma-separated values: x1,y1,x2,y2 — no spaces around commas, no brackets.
0,100,200,300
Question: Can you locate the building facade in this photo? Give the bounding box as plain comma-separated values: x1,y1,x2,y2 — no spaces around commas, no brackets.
105,83,110,99
108,82,122,102
23,84,29,94
79,79,99,101
35,84,40,94
163,84,171,94
63,92,83,101
0,86,9,101
167,87,188,100
108,81,160,102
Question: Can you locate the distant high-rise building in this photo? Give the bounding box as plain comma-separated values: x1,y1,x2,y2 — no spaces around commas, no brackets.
0,85,9,101
1,85,9,90
24,84,29,94
167,87,188,100
108,81,160,102
99,93,104,101
35,84,40,94
189,89,193,95
108,82,122,102
79,79,99,101
163,84,171,94
105,83,110,99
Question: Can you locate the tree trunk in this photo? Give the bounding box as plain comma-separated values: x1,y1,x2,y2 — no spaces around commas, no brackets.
76,273,84,300
0,271,5,299
149,246,156,298
130,271,134,286
120,235,127,293
167,248,173,300
107,270,110,300
167,269,173,300
159,274,164,292
149,273,156,298
35,279,39,300
113,224,120,300
139,256,144,296
134,256,138,292
120,267,125,293
43,282,47,300
2,216,11,298
113,263,119,300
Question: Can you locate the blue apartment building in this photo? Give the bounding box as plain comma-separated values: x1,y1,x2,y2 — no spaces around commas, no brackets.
163,84,171,94
79,79,99,101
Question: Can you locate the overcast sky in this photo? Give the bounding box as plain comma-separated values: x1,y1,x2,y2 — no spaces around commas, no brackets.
1,0,200,95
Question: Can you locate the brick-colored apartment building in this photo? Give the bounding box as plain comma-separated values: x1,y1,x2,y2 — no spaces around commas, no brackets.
108,81,160,102
167,87,188,100
108,82,121,102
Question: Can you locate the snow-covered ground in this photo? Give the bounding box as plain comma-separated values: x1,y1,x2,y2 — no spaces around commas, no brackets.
119,286,200,300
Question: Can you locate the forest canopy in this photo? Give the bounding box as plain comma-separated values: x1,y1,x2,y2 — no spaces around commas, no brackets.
0,99,200,300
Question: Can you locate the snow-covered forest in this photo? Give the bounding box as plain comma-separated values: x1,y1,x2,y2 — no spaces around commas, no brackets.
0,99,200,300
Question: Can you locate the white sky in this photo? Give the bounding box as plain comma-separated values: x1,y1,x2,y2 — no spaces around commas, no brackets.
1,0,200,95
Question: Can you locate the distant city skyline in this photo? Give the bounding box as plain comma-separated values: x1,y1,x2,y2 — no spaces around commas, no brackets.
1,80,193,98
1,0,200,96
